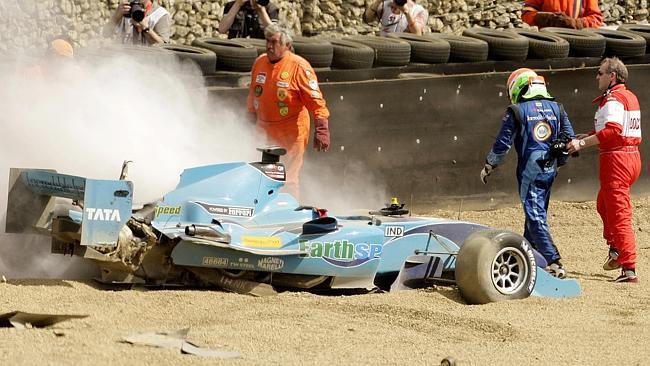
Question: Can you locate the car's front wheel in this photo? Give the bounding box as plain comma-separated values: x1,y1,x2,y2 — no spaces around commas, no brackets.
456,230,537,304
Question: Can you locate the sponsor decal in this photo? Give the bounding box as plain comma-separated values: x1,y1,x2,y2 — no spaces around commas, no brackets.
254,85,263,97
521,240,537,293
257,257,284,271
280,71,289,80
232,257,255,270
277,88,288,101
310,91,320,99
85,208,121,222
276,81,289,88
384,225,404,237
194,201,254,217
299,240,382,267
255,73,266,84
305,69,311,77
253,100,259,110
527,115,556,121
308,79,318,90
202,256,228,266
261,164,285,180
533,121,552,141
154,205,181,217
279,106,289,117
241,235,282,248
277,102,286,107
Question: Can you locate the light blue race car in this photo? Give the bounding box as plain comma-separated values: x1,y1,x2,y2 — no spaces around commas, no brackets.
5,147,580,304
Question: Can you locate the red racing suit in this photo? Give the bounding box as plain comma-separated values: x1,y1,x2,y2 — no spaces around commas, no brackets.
591,84,642,269
522,0,603,28
247,52,330,199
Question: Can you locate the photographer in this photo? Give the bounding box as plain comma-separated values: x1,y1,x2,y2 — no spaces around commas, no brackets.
219,0,279,39
480,68,575,278
103,0,170,45
363,0,429,36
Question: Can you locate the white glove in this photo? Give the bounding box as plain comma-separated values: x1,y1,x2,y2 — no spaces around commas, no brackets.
480,163,494,184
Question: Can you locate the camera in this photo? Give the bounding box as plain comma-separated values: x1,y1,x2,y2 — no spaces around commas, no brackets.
124,1,145,22
256,0,270,6
394,0,407,6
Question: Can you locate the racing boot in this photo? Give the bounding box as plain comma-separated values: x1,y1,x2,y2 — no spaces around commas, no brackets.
614,268,638,283
546,260,566,279
603,248,621,271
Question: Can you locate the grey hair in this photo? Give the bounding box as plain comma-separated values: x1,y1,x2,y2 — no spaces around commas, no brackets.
264,24,293,46
601,57,628,84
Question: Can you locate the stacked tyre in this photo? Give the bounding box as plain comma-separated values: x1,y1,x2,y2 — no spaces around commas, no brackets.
191,38,257,72
462,27,528,61
158,44,217,75
512,29,570,59
618,23,650,53
386,33,450,64
425,33,488,62
540,28,606,57
345,35,411,67
592,28,646,57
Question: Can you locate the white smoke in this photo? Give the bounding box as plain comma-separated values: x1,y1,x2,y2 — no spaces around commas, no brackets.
0,49,259,279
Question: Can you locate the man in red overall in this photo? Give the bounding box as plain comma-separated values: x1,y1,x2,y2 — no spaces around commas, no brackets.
568,57,642,283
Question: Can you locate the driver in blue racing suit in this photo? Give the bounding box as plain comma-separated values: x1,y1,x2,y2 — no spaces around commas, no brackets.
480,68,575,278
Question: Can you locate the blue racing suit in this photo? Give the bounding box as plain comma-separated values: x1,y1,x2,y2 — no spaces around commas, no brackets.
486,98,575,264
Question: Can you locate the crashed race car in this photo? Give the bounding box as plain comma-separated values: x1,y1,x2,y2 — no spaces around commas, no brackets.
6,147,580,304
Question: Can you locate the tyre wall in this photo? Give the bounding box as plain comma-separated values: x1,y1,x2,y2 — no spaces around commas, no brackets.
208,64,650,210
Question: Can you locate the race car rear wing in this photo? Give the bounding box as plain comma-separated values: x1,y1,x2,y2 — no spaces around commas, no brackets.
6,168,133,247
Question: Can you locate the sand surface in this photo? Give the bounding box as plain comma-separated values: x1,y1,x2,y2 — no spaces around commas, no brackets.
1,197,649,365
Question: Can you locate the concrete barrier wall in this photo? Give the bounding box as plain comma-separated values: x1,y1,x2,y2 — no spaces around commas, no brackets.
209,64,650,209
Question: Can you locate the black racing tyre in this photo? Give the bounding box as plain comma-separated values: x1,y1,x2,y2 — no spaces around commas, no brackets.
424,33,488,62
462,27,529,61
191,38,257,71
592,29,646,57
232,38,267,56
540,27,606,57
292,36,334,68
345,35,411,67
617,23,650,53
512,28,570,59
328,39,374,69
158,44,217,75
386,33,450,63
456,230,537,305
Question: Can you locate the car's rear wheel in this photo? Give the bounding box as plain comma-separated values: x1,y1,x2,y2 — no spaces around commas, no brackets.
456,230,537,304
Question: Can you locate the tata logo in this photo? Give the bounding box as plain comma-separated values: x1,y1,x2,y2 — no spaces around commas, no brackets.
384,226,404,237
85,208,121,222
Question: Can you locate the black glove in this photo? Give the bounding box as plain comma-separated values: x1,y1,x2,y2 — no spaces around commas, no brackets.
480,161,494,184
534,12,557,28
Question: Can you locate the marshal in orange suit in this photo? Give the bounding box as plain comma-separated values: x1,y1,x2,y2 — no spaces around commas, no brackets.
522,0,603,29
247,24,330,199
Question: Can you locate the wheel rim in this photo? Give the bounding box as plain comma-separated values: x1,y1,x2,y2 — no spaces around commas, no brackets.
491,247,528,295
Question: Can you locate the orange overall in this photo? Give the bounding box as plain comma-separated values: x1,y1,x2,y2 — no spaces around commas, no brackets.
247,52,329,199
522,0,603,28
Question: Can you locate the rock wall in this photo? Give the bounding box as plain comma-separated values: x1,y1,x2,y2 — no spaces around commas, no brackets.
0,0,647,52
